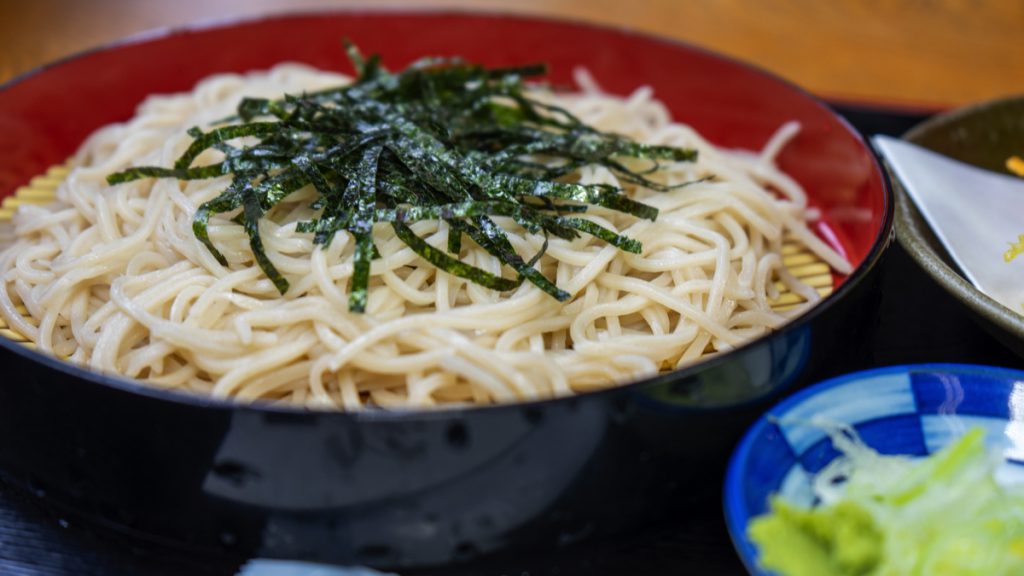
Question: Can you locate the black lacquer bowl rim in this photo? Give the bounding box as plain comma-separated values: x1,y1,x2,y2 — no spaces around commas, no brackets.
0,8,895,420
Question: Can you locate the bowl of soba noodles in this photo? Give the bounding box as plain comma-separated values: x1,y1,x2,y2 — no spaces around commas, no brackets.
0,10,891,569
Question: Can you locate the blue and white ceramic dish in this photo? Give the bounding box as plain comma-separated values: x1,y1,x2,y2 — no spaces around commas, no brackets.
723,363,1024,575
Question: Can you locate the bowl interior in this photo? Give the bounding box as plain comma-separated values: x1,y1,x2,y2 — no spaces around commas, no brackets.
0,10,886,280
724,363,1024,574
893,96,1024,355
0,10,894,420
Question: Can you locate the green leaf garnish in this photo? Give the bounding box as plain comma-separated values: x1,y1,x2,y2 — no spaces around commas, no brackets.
107,44,700,312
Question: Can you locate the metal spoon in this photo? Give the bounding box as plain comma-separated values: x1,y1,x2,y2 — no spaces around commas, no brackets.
873,134,1024,313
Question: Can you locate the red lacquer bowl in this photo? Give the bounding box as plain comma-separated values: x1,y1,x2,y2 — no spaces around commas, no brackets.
0,10,890,569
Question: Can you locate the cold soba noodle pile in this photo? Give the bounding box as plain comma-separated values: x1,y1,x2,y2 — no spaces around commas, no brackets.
0,53,849,410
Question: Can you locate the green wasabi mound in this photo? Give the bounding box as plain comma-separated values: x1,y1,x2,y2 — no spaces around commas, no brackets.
748,427,1024,575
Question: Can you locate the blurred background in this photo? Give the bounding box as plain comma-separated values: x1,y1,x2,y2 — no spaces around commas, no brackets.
1,0,1022,110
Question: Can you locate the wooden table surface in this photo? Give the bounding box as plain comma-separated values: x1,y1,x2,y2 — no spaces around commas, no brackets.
1,0,1022,110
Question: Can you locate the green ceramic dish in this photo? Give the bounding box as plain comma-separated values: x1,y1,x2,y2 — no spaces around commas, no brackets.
892,95,1024,356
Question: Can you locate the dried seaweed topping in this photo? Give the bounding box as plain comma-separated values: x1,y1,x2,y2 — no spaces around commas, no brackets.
108,43,700,312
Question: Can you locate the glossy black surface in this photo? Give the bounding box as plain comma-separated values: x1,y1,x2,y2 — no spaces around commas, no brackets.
0,103,974,576
0,249,887,566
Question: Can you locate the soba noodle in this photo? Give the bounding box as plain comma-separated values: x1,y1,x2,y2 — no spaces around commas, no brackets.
0,64,850,409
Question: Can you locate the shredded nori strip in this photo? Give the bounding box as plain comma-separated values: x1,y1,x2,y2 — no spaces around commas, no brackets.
107,43,700,311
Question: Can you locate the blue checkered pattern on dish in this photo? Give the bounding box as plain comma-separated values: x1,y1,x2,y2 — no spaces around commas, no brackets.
723,364,1024,576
